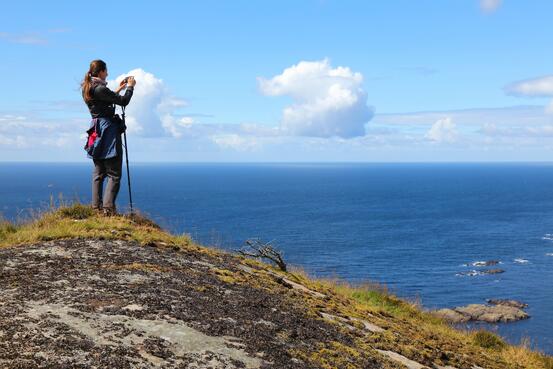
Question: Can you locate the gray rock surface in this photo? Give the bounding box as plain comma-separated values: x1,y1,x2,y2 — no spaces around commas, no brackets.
0,238,377,368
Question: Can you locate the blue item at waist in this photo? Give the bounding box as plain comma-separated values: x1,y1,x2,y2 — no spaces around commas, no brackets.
86,116,122,160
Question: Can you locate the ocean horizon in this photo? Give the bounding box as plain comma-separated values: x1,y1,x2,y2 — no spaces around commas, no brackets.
1,162,552,355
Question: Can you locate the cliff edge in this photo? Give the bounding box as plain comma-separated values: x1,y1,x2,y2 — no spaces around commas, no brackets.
0,205,551,369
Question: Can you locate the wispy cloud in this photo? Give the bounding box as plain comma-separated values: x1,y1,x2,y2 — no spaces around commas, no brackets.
0,28,70,45
0,32,48,45
0,113,84,150
506,74,553,114
505,75,553,97
374,105,548,127
400,66,438,76
210,134,262,152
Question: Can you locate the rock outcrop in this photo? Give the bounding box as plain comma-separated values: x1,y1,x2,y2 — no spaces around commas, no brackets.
434,303,529,324
0,203,549,369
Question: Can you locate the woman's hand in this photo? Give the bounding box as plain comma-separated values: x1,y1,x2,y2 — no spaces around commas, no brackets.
127,76,136,87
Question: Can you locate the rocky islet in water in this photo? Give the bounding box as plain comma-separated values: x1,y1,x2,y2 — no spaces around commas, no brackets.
434,299,530,324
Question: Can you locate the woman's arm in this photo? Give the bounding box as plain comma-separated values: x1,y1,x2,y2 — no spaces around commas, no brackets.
115,84,126,95
94,85,134,107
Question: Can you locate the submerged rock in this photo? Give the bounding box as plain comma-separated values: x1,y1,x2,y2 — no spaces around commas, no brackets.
483,268,505,275
456,268,505,277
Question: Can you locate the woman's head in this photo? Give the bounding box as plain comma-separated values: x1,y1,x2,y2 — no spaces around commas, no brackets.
81,59,108,102
88,59,107,79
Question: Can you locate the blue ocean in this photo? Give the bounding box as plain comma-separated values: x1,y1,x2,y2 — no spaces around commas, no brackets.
1,162,552,355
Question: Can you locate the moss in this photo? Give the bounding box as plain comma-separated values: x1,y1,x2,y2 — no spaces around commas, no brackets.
211,267,255,285
193,285,209,292
210,267,236,283
290,341,370,369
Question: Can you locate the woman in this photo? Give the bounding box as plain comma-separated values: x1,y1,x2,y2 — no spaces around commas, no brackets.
81,59,136,216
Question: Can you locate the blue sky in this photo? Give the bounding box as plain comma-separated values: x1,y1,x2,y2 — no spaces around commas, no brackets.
1,0,553,162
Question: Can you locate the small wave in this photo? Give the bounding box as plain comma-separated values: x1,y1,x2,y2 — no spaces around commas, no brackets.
542,234,553,240
546,253,553,257
470,260,501,267
514,258,529,264
456,270,481,277
456,268,504,277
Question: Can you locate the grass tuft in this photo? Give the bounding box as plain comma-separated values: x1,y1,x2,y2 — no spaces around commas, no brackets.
502,338,553,368
125,211,161,229
59,203,96,220
0,218,18,240
473,330,506,350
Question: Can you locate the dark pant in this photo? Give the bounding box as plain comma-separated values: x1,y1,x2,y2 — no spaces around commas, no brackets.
92,154,123,211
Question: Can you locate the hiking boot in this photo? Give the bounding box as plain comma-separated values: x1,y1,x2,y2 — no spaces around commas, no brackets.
102,207,117,217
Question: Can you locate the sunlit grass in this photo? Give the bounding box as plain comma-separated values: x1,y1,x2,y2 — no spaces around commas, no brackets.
283,265,552,368
0,202,195,251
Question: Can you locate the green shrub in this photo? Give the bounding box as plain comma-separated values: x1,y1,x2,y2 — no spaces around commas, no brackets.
473,330,506,350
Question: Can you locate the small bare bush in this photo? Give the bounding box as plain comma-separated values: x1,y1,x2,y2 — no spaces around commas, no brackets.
235,238,287,272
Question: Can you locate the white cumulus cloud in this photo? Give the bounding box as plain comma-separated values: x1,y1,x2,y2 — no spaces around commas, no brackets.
480,0,502,13
258,59,374,138
425,117,459,143
109,69,191,137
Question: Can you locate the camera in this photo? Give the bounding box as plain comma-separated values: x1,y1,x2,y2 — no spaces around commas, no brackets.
121,76,133,84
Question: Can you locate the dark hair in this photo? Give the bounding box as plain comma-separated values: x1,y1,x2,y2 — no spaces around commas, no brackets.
81,59,107,102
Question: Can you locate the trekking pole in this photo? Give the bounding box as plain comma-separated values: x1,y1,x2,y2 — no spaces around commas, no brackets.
121,106,134,215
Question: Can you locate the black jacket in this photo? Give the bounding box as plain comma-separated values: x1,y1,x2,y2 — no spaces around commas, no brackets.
85,84,134,118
